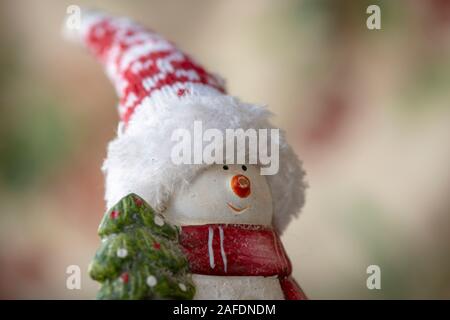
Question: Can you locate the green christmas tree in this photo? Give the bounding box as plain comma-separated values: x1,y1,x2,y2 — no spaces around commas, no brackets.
88,193,195,299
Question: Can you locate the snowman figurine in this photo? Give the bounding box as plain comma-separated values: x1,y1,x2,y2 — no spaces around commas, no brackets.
65,10,307,300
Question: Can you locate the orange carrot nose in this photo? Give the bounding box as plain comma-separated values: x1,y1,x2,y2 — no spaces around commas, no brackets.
231,175,251,198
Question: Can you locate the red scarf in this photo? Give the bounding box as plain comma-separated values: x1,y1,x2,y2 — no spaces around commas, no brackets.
179,224,307,300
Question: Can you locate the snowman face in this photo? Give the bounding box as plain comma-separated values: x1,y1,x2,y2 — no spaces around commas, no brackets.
164,164,273,226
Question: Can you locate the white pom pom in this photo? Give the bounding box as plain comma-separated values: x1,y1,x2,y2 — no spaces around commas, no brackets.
116,248,128,258
146,275,157,287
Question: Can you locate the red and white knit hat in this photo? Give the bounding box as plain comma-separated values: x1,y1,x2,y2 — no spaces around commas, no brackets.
70,10,226,126
65,10,306,233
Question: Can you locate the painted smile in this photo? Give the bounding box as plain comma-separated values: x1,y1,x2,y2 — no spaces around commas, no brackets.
227,202,250,214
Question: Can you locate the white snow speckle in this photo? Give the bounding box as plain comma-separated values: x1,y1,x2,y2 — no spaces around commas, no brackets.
154,215,165,226
179,283,187,292
146,275,157,287
116,248,128,258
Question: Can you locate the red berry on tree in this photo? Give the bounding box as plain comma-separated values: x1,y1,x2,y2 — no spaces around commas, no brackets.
133,196,143,207
110,210,120,219
121,272,129,283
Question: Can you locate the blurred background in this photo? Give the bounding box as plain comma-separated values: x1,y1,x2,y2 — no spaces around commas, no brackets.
0,0,449,299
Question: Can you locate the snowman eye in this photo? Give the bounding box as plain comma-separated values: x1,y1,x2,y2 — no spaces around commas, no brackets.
241,165,247,171
223,165,229,170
